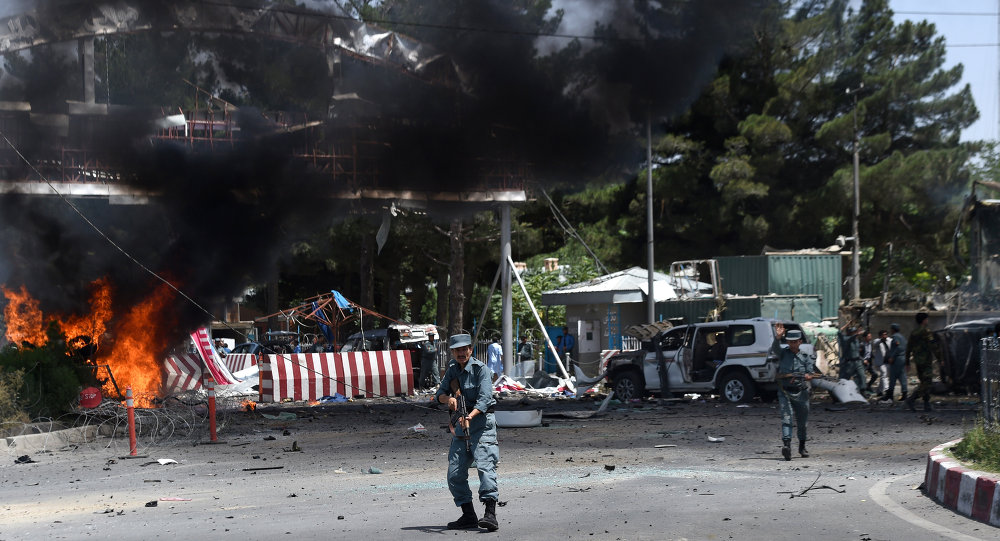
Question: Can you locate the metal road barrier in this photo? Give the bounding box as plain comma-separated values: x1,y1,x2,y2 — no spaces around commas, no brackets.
981,337,1000,429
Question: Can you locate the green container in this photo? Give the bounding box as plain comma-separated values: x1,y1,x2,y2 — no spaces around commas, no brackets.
655,294,822,324
715,255,841,319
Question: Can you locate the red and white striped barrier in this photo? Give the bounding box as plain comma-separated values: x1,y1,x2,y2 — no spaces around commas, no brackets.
163,329,246,395
258,351,413,403
190,328,239,385
164,353,203,393
224,353,258,374
925,439,1000,526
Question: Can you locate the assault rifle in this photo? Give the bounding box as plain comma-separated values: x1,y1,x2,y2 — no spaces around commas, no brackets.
449,378,471,453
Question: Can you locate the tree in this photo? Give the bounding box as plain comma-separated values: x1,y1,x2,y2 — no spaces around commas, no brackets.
551,0,979,298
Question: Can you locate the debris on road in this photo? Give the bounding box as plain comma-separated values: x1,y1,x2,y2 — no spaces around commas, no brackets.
779,472,846,498
262,412,297,421
14,455,36,464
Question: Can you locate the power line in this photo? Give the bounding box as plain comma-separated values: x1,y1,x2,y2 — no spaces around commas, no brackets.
0,130,441,411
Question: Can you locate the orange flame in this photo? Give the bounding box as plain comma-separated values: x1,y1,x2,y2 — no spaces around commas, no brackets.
104,283,175,407
2,279,177,409
63,278,113,351
2,285,47,346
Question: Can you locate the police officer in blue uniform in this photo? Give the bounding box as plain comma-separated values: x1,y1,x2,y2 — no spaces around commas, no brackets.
774,325,821,461
435,333,499,531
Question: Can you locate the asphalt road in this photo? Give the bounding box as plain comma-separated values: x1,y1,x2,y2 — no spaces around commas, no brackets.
0,392,993,541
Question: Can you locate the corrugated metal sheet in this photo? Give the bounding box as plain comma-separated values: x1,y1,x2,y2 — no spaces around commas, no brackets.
767,255,840,319
656,298,718,324
716,255,841,320
716,256,769,296
654,295,822,324
760,296,823,322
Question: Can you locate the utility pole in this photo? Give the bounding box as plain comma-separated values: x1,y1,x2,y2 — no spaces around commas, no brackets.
846,84,863,302
646,113,655,324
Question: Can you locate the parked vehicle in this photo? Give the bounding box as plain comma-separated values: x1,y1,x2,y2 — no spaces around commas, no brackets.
230,342,261,355
229,331,300,356
339,323,440,385
339,324,438,353
603,318,807,403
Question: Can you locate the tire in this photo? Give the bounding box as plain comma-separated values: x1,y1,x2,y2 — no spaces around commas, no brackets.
719,371,756,404
611,371,644,402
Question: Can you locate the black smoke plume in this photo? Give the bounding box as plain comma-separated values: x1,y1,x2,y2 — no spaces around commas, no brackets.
0,0,766,348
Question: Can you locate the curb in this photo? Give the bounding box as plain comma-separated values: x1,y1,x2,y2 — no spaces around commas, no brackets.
4,425,98,453
925,439,1000,526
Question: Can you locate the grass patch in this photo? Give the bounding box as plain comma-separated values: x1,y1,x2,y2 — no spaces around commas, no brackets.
950,420,1000,474
0,367,30,436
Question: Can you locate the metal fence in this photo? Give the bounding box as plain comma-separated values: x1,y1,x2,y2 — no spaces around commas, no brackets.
982,337,1000,429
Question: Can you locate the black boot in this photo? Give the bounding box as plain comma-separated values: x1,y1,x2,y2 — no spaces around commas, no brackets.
924,399,932,412
478,500,499,531
905,393,916,412
781,439,791,461
447,502,478,530
798,440,809,458
900,391,907,402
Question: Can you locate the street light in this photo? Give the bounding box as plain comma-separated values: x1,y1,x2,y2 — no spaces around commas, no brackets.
845,84,863,302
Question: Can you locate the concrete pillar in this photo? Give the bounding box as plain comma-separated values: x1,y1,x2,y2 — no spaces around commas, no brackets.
79,37,95,104
501,203,513,376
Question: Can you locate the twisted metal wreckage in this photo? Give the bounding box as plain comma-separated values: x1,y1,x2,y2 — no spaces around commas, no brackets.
0,0,465,89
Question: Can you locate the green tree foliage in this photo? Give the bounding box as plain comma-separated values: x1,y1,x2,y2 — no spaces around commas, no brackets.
0,323,97,420
471,253,600,335
551,0,979,296
0,367,30,432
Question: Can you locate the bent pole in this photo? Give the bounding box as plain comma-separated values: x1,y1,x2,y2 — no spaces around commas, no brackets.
506,255,574,391
472,265,501,346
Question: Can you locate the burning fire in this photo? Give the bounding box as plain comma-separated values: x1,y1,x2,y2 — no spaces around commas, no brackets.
104,283,174,407
2,285,47,346
2,279,175,408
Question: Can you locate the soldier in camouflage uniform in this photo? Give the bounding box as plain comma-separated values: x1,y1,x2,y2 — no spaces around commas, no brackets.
774,325,821,461
882,323,908,402
905,312,938,412
838,323,867,396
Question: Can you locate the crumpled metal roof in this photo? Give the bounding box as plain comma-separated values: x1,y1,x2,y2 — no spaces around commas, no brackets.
0,1,463,89
541,266,682,305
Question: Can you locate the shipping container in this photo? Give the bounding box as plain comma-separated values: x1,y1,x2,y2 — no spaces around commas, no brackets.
715,254,841,319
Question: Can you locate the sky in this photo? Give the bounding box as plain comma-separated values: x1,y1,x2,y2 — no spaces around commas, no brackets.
891,0,1000,142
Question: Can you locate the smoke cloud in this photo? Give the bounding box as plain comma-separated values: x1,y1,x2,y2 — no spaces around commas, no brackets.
0,0,766,347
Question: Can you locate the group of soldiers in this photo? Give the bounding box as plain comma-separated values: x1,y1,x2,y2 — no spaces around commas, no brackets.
836,312,939,411
776,311,941,462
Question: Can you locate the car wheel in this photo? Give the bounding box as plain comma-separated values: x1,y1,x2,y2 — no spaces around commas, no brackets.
611,371,643,402
720,371,755,404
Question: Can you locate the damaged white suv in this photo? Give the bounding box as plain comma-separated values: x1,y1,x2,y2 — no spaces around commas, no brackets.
603,318,806,403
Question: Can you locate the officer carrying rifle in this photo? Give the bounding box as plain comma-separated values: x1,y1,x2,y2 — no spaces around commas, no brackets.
434,333,500,531
774,324,822,462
